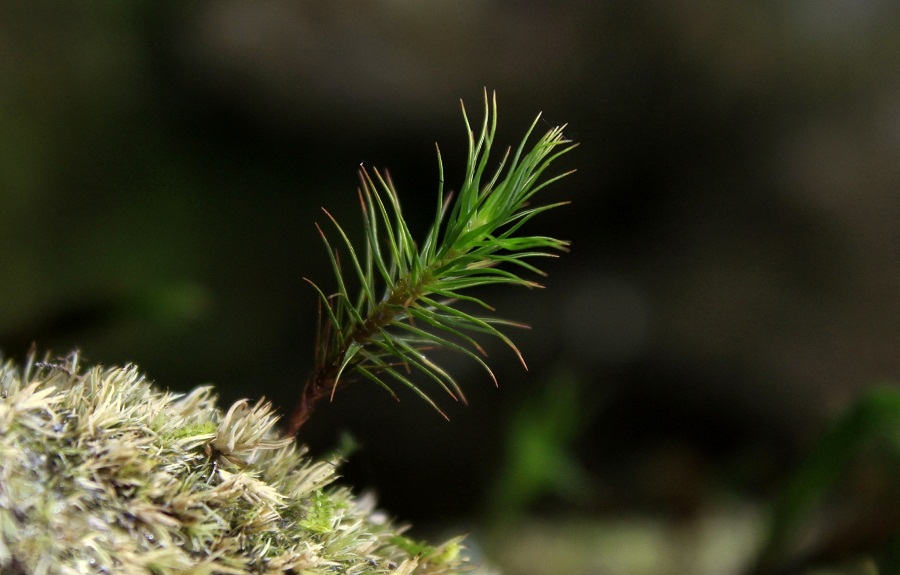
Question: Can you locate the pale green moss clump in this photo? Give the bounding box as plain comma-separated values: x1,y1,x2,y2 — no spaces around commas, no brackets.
0,351,483,575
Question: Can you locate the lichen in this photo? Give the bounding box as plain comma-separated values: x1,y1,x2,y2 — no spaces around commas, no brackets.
0,351,485,575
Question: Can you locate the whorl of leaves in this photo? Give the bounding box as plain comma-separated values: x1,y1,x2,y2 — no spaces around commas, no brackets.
288,91,575,434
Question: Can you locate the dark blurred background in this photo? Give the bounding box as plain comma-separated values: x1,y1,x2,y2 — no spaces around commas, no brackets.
2,2,899,573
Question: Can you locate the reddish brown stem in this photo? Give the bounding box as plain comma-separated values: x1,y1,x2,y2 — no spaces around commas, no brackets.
284,371,340,437
285,272,429,437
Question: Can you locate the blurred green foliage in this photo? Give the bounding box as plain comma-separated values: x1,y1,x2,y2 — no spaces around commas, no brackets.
485,368,593,527
755,387,900,574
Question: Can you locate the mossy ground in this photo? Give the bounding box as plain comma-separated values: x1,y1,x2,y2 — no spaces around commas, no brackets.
0,351,484,575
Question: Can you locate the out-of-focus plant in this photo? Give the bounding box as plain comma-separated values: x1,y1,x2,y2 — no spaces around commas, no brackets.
752,386,900,575
484,368,593,528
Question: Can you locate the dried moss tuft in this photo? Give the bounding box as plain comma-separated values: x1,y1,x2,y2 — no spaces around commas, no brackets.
0,351,485,575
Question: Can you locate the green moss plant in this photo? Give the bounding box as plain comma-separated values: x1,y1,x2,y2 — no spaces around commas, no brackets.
286,91,574,435
0,91,573,574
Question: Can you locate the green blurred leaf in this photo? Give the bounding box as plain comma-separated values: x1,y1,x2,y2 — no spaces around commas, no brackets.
756,385,900,572
486,368,592,527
